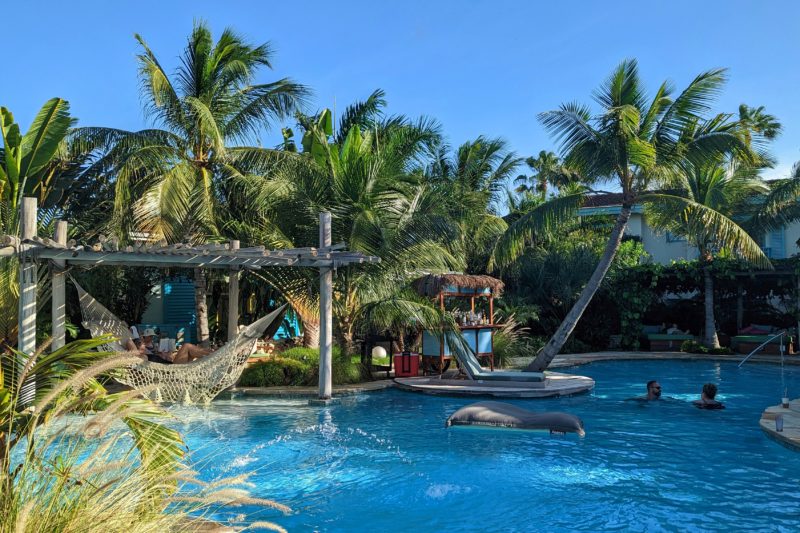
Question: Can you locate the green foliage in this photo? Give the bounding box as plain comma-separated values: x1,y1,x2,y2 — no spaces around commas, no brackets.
0,339,289,532
239,347,362,387
492,313,532,368
280,347,319,362
71,267,161,326
0,338,291,532
681,339,709,354
607,260,661,349
239,357,310,387
84,21,307,243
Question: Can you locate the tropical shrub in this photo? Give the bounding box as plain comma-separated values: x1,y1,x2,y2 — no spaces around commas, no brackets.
239,347,362,387
239,357,309,387
492,313,531,368
681,340,709,354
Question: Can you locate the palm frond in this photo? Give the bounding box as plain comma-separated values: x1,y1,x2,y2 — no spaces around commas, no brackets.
490,192,585,269
643,192,772,269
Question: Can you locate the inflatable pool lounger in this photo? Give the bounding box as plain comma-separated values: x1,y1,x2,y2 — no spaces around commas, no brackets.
446,401,585,437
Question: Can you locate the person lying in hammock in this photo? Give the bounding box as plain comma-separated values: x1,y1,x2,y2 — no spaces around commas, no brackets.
126,328,211,364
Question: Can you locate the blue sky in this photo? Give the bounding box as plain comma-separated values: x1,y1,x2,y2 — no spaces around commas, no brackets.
4,0,800,179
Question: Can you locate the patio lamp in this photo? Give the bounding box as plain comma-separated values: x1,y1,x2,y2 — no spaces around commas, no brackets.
372,346,387,358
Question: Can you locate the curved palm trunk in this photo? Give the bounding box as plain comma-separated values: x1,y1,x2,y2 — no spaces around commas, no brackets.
526,205,632,371
702,264,720,349
193,268,210,348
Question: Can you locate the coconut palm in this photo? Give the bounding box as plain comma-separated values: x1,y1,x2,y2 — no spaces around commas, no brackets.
514,150,579,198
493,59,751,371
225,90,460,353
738,104,782,145
644,122,773,347
425,137,522,273
90,21,307,345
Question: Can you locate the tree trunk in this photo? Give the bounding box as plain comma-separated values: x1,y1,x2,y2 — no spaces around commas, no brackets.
302,320,320,348
703,264,720,349
341,328,355,358
395,332,405,353
526,204,633,371
193,268,210,348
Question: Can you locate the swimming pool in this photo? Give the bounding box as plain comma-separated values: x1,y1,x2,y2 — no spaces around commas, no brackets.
175,360,800,532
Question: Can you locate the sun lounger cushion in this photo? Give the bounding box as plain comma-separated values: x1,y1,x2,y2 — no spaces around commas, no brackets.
472,370,544,382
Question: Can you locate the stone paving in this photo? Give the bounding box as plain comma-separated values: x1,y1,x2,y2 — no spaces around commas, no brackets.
547,350,800,368
760,400,800,451
230,379,394,398
393,371,595,398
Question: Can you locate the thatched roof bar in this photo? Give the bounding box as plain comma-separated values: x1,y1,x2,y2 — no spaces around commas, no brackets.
412,273,504,297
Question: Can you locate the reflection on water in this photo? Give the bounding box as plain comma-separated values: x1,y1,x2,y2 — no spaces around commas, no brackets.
169,360,800,532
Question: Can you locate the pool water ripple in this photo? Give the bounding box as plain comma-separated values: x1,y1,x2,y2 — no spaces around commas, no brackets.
170,360,800,532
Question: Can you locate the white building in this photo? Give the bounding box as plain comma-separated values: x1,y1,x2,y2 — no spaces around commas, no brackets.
580,193,797,264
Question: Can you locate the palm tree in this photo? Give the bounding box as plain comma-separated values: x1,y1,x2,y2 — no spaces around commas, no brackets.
738,104,782,145
91,21,307,345
644,127,771,347
493,59,750,371
226,90,458,353
514,150,578,198
426,137,521,273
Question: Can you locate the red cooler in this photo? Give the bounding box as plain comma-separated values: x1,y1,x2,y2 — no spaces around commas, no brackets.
394,352,419,377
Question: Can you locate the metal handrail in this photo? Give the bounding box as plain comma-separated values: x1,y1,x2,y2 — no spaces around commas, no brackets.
737,331,786,368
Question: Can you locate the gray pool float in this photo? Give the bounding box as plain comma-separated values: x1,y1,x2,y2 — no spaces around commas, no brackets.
446,401,585,437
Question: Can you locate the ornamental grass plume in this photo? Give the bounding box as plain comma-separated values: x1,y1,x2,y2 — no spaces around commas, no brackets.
0,337,289,532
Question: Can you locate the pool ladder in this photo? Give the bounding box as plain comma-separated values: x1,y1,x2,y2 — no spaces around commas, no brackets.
737,331,786,368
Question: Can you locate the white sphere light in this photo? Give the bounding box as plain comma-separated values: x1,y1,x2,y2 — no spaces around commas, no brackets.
371,346,387,358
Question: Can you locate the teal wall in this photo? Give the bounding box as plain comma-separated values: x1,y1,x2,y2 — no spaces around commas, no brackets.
162,277,197,343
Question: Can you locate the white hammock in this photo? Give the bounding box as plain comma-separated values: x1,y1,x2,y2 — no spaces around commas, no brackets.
72,278,287,404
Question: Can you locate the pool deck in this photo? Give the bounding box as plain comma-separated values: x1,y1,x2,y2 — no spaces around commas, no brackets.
547,350,800,368
760,400,800,451
229,379,394,398
393,371,595,398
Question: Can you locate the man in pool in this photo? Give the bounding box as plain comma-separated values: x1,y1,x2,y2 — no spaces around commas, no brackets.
645,380,662,400
628,380,662,401
693,383,725,410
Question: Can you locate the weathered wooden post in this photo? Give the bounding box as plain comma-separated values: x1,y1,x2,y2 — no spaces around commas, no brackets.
319,212,333,400
51,220,68,350
18,197,37,403
227,240,240,341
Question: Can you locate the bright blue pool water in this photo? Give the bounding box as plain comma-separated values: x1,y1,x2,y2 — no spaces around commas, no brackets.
173,360,800,532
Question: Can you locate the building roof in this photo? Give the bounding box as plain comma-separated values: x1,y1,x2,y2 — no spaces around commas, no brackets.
582,192,625,208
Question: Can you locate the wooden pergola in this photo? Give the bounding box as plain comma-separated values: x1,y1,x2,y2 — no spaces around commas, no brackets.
5,197,380,401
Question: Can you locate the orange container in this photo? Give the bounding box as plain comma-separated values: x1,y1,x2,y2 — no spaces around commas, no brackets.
394,352,420,377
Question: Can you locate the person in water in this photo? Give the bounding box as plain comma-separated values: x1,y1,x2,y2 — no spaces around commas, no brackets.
628,380,662,401
693,383,725,410
645,380,662,400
